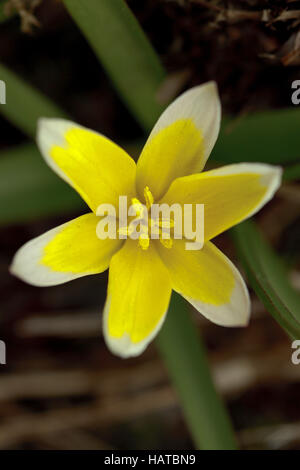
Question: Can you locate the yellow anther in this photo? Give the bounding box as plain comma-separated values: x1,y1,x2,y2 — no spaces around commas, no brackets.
160,237,173,249
131,197,145,218
126,188,174,250
144,186,154,210
131,197,141,206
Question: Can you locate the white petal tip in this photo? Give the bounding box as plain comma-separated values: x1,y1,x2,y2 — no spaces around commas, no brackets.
184,249,251,328
8,253,36,286
204,80,219,93
8,260,17,278
187,80,219,100
37,116,50,127
36,117,60,140
104,333,149,359
9,252,41,287
259,164,283,202
103,300,168,359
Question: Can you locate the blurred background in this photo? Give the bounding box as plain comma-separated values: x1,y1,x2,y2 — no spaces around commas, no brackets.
0,0,300,450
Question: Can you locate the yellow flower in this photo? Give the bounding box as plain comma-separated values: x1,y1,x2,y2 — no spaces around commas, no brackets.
10,82,282,358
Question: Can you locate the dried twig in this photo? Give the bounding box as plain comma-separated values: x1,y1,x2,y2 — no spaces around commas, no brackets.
0,387,177,448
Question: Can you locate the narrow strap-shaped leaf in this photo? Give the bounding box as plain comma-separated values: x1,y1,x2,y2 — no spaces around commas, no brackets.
0,62,67,138
63,0,165,132
283,163,300,182
157,294,237,450
0,144,84,225
213,109,300,165
232,220,300,339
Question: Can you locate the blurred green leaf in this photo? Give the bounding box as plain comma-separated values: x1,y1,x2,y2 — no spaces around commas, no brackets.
157,294,237,450
213,109,300,165
283,162,300,181
0,144,84,225
232,220,300,339
0,62,67,138
62,0,165,132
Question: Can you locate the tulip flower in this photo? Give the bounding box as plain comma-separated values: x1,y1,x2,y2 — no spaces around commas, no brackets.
10,82,282,357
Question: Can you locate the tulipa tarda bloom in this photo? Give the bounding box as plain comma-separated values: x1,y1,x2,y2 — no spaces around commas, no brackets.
10,82,282,357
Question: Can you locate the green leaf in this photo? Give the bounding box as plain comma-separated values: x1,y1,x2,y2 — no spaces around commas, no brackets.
283,163,300,182
0,62,67,138
0,62,76,224
213,109,300,165
232,220,300,339
62,0,165,132
157,293,237,450
0,144,84,225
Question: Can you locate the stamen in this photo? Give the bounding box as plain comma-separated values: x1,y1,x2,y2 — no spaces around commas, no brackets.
144,186,154,210
131,197,144,218
120,188,174,250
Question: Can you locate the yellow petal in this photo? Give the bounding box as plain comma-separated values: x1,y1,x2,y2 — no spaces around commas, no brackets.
10,213,123,286
103,239,172,357
161,163,282,242
136,82,221,201
37,119,136,212
157,240,250,326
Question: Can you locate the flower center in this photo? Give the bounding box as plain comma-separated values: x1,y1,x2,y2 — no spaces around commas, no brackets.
118,186,173,250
